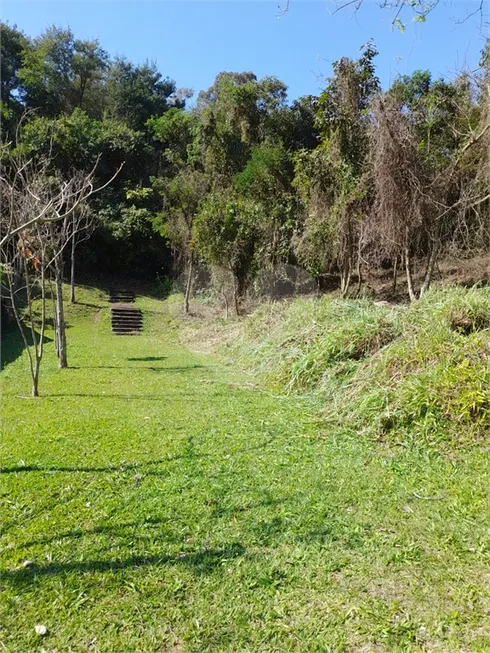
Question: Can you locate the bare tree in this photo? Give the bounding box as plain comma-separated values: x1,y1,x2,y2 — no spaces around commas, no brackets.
367,95,430,301
2,225,48,397
1,151,122,394
47,198,96,369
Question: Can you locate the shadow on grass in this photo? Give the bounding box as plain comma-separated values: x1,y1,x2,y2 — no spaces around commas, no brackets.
68,365,205,372
42,392,205,400
74,301,105,309
1,328,52,370
1,437,275,475
2,543,246,582
127,356,167,362
1,458,177,475
21,516,179,549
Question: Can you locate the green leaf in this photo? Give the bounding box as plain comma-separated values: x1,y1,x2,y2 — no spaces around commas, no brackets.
394,18,406,33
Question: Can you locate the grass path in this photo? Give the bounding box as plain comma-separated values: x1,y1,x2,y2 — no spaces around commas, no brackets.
1,288,489,652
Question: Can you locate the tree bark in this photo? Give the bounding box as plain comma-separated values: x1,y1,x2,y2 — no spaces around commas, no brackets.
419,243,438,298
70,230,76,303
340,258,352,298
54,270,67,368
50,224,68,368
51,278,59,357
355,239,363,297
220,280,229,320
183,253,194,315
340,224,352,298
9,232,47,396
404,247,417,302
233,274,240,316
32,359,40,397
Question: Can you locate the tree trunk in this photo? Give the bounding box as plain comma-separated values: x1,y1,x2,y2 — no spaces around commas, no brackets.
222,287,229,320
32,359,40,397
392,256,399,293
340,225,352,298
52,292,59,357
404,247,417,302
419,243,438,298
55,271,67,368
50,223,68,368
9,230,47,396
48,275,59,356
340,259,352,298
233,275,240,316
355,243,363,297
13,255,22,290
183,254,194,315
70,232,76,303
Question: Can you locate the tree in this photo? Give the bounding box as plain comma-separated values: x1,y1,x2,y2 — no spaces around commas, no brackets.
106,58,180,130
147,108,198,173
367,68,488,300
293,43,379,295
67,203,95,304
18,26,109,118
368,94,428,300
47,199,96,369
196,72,288,187
1,146,122,392
194,192,259,315
234,142,297,278
154,170,208,313
0,23,29,139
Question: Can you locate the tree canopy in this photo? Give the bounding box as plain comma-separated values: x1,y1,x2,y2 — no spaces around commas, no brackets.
2,21,489,310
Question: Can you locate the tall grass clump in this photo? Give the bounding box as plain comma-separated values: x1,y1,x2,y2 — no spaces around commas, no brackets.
229,286,490,446
334,286,490,446
230,297,402,393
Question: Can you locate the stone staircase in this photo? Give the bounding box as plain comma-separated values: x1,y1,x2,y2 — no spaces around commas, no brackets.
109,289,143,335
109,289,136,304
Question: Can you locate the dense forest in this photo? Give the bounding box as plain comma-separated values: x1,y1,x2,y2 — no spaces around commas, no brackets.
1,23,489,316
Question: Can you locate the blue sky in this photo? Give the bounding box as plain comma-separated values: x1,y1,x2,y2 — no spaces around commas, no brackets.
2,1,487,103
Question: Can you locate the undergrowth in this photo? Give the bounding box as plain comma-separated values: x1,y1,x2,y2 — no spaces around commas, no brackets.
218,286,490,447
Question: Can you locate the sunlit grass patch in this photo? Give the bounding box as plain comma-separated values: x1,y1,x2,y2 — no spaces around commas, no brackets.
1,284,490,651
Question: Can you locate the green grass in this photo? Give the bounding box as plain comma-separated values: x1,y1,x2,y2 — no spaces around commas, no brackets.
1,286,490,651
219,287,490,447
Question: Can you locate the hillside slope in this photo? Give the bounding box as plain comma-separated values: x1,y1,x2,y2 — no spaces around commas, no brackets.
190,286,490,449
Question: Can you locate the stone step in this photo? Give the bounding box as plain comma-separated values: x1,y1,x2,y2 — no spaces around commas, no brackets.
109,291,143,335
111,312,143,319
109,289,135,303
112,330,141,335
111,319,141,323
110,297,135,304
111,309,142,315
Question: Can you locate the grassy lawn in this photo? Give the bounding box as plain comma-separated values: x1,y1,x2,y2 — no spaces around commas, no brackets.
1,287,490,652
